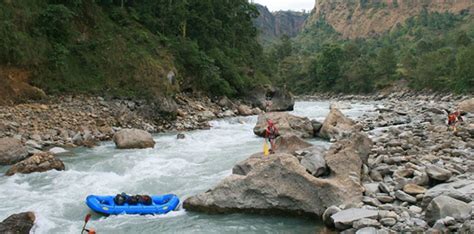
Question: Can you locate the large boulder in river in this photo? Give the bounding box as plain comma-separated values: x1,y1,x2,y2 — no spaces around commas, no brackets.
319,108,358,140
0,137,29,165
242,86,266,109
0,212,35,234
113,129,155,149
458,98,474,113
425,195,472,226
253,112,314,138
243,86,294,112
266,88,295,112
183,133,371,216
5,152,65,176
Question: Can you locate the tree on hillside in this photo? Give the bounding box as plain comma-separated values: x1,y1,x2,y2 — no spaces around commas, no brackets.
454,45,474,92
310,44,344,90
374,46,397,80
413,48,455,91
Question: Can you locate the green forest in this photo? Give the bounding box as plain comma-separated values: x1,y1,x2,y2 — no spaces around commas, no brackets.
269,9,474,94
0,0,271,98
1,1,473,99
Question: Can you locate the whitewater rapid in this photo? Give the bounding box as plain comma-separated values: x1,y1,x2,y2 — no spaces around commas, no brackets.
0,101,377,234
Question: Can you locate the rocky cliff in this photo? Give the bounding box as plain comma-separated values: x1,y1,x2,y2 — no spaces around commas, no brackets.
306,0,473,39
255,4,309,44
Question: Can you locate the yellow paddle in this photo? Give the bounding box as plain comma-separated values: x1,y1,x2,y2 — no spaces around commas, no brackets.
263,140,270,156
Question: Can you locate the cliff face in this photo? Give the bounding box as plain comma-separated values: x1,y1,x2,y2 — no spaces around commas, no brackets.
306,0,473,39
255,4,309,44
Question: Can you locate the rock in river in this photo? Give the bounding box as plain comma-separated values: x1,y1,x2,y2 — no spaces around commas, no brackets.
113,129,155,149
266,88,295,112
0,212,35,234
184,134,371,216
5,152,65,176
243,86,294,112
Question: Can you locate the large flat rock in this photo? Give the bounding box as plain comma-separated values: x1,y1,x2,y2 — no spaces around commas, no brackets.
184,134,372,216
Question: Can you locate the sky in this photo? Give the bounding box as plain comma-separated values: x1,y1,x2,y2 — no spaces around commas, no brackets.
252,0,314,12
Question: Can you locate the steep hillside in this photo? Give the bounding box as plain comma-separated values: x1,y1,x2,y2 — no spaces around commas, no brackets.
268,0,474,94
0,0,269,101
307,0,473,38
254,4,309,44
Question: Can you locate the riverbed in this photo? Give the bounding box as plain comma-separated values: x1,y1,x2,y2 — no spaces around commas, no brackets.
0,101,378,234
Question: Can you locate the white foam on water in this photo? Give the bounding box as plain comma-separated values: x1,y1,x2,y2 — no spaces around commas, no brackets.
291,101,378,122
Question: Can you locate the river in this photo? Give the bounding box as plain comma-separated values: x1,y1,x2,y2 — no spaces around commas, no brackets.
0,101,378,233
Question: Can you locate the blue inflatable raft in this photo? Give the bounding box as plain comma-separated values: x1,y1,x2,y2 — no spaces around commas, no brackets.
86,194,180,215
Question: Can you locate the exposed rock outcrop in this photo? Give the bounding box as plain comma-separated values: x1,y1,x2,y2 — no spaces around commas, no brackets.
254,4,309,44
5,152,65,176
306,0,473,39
0,67,46,106
253,112,313,138
0,137,29,165
113,129,155,149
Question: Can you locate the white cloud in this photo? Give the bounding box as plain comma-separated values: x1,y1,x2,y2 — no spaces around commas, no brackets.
252,0,314,12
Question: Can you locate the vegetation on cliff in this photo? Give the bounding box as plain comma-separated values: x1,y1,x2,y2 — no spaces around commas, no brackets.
269,8,474,94
0,0,270,98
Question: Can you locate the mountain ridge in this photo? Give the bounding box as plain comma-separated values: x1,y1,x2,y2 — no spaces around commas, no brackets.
306,0,473,38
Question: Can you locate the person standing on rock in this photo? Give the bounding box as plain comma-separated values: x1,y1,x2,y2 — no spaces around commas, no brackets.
265,119,279,154
446,109,464,132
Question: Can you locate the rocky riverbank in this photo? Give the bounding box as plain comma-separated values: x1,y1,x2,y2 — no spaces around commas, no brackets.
184,94,474,233
0,88,296,175
334,95,474,233
0,94,255,152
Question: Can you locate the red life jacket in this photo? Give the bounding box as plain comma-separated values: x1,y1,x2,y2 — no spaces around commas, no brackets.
448,113,457,125
266,125,278,138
